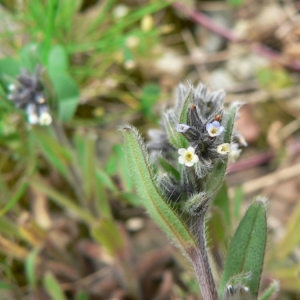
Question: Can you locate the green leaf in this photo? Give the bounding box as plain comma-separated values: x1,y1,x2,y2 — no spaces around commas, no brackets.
227,0,245,7
74,132,96,200
42,0,59,62
49,73,80,122
219,199,267,298
30,178,95,224
122,125,196,252
75,291,89,300
0,281,10,290
32,128,72,178
0,58,21,87
19,44,41,72
224,102,239,144
95,169,118,193
118,192,140,206
91,219,124,256
25,248,40,289
105,154,118,175
95,170,113,219
0,180,28,217
43,272,67,300
259,280,280,300
0,217,20,237
47,45,68,73
113,144,133,191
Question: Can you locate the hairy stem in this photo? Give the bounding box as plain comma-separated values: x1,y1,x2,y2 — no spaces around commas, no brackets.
187,214,218,300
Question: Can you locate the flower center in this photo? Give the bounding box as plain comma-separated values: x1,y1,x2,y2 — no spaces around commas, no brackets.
185,152,193,161
210,128,217,134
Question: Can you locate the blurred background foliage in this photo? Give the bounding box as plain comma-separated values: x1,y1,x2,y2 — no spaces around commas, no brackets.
0,0,300,299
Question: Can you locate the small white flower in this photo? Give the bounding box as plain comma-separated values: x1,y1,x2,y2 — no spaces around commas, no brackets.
229,143,241,162
126,36,140,48
217,143,231,155
39,112,52,126
8,84,16,91
28,114,39,125
176,124,190,133
26,103,38,125
178,147,199,167
206,121,224,137
113,4,129,19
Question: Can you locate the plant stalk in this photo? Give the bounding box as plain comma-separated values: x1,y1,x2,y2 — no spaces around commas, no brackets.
187,214,219,300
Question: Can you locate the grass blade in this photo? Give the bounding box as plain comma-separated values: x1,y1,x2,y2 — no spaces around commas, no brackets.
43,271,67,300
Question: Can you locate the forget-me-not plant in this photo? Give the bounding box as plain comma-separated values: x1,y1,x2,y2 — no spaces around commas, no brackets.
122,82,272,300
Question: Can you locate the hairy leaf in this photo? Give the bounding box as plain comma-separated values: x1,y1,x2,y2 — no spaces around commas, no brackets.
122,125,196,252
219,199,267,298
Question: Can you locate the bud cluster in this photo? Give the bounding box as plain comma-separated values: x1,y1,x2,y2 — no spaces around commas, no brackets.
8,67,52,126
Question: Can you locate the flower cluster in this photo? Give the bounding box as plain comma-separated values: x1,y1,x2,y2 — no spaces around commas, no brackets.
147,82,245,203
8,66,52,126
173,89,229,176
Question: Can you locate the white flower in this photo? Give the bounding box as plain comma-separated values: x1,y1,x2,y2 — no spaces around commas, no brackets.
217,143,231,155
206,121,224,137
8,84,16,91
112,4,129,19
176,123,190,133
28,114,39,125
39,112,52,126
229,143,241,162
178,147,199,167
26,103,38,125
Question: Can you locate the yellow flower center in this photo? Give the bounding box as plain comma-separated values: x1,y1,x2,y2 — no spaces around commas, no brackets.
185,152,193,161
210,128,217,134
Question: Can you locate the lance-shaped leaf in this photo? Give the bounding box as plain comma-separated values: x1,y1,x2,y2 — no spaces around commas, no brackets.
219,199,267,298
122,125,197,252
91,219,124,256
259,280,280,300
43,272,67,300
